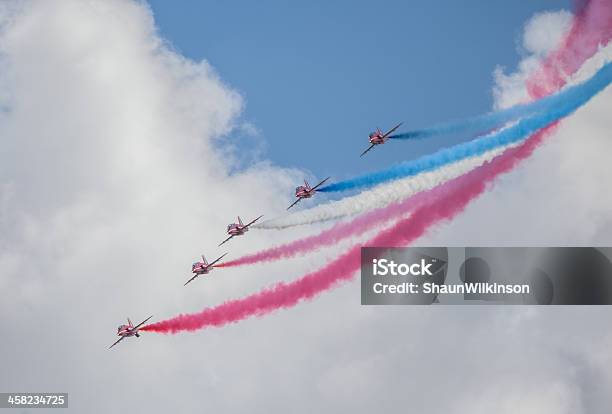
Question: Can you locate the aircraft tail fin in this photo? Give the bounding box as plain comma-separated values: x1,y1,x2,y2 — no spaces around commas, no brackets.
128,317,133,327
201,254,208,265
238,216,244,226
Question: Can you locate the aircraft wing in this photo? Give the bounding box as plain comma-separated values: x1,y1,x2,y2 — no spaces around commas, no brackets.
360,144,376,157
218,234,234,247
209,252,228,267
133,315,153,330
109,336,125,349
310,176,331,191
184,274,199,286
286,197,302,210
244,215,263,228
382,122,403,139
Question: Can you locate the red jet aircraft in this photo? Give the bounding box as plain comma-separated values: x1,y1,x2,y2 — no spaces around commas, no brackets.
360,122,403,157
287,177,330,210
109,315,153,349
218,215,263,246
184,252,228,286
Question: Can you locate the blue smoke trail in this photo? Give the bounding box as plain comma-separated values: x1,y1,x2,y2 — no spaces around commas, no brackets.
320,62,612,193
389,62,611,141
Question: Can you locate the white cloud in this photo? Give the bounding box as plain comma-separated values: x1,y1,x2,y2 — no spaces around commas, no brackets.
455,380,582,414
493,10,573,109
422,13,612,414
0,0,312,411
523,10,573,56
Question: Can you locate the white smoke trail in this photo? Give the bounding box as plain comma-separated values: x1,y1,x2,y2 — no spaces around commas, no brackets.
256,142,515,229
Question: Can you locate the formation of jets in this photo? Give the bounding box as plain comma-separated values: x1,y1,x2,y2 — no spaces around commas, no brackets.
110,122,406,348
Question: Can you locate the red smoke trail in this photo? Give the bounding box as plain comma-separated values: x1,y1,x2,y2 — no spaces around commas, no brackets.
216,214,400,268
142,0,610,334
527,0,612,97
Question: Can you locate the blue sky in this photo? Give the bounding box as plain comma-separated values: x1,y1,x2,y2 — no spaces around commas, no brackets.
148,0,570,180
